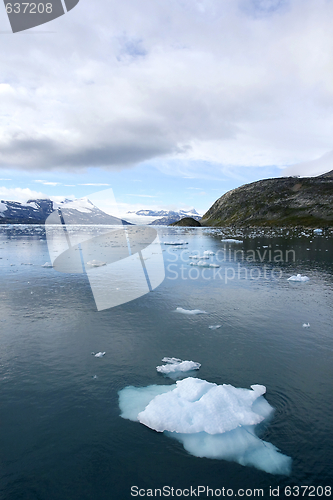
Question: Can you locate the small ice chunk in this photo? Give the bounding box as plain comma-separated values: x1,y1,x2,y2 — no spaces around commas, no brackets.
314,229,323,234
175,307,208,315
94,351,106,357
189,255,209,259
302,323,310,328
42,262,53,268
287,274,309,282
221,239,243,244
209,325,222,329
157,358,201,375
203,250,215,255
87,260,106,267
164,241,188,245
161,357,182,363
190,261,219,268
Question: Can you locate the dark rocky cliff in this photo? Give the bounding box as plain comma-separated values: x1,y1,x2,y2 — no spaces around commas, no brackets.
170,217,201,227
201,172,333,227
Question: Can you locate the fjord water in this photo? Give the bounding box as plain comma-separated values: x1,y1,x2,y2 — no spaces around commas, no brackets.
0,225,332,499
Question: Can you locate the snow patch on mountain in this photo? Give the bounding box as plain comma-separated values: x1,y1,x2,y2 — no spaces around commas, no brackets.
125,208,202,225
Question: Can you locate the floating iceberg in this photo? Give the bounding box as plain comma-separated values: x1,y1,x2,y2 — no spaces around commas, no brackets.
189,255,210,259
209,325,222,330
190,261,220,268
175,307,208,315
221,239,243,244
313,229,323,234
119,377,292,475
93,351,106,357
203,250,215,255
41,262,53,268
156,357,201,375
287,274,309,282
302,323,310,328
164,241,188,245
86,259,106,267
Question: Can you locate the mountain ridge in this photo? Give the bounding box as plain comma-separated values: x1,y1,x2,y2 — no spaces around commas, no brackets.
124,208,202,225
0,198,132,225
201,172,333,227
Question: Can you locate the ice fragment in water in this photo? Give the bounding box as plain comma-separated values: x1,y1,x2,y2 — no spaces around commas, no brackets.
209,325,222,329
175,307,208,315
157,358,201,375
287,274,309,282
190,261,219,268
86,260,106,267
189,255,209,259
302,323,310,328
221,239,243,244
94,351,106,357
164,241,188,245
119,377,292,475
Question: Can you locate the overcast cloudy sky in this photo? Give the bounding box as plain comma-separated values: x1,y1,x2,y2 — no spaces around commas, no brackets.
0,0,332,214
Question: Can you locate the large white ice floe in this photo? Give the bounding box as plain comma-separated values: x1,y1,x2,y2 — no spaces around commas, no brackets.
156,357,201,375
287,274,309,282
175,307,208,315
119,377,292,475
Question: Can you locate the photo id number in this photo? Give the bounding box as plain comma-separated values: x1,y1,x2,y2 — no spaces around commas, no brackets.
5,3,53,14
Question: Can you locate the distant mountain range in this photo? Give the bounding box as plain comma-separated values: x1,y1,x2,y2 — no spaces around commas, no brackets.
126,209,202,225
0,198,132,225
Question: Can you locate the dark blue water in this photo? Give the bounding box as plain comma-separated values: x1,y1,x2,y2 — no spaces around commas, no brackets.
0,225,332,499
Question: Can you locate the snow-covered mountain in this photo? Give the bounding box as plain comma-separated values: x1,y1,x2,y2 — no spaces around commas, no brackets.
125,209,202,225
0,199,54,224
0,198,132,225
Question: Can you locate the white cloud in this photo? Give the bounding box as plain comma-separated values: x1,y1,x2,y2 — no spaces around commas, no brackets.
34,180,61,186
0,0,332,176
0,186,48,203
282,150,333,177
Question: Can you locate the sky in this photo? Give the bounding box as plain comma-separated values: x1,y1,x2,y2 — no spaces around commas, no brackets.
0,0,333,216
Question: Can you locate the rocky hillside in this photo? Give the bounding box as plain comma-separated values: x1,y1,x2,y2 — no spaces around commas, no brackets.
170,217,201,227
201,172,333,227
